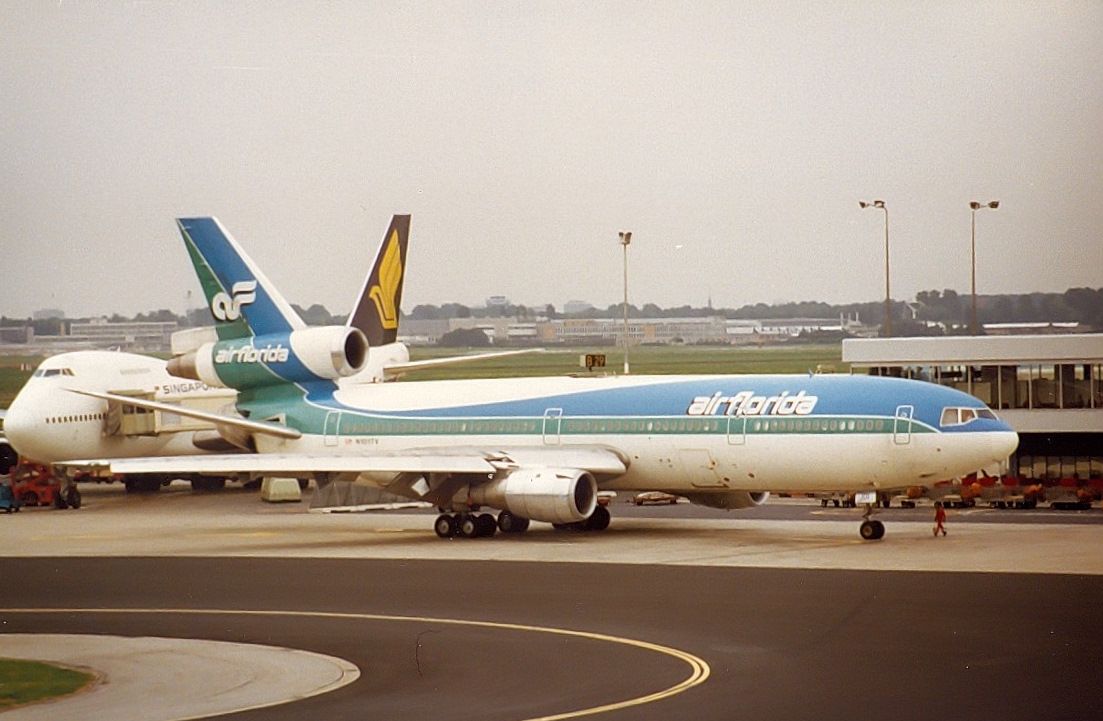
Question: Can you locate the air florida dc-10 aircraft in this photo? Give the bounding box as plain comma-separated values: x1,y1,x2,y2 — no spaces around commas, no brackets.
3,215,535,493
41,217,1016,540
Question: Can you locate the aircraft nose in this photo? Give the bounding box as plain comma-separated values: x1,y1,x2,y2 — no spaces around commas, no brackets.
990,430,1019,464
2,401,36,460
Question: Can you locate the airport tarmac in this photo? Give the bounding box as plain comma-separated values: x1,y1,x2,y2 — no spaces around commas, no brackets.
4,484,1103,574
2,484,1102,720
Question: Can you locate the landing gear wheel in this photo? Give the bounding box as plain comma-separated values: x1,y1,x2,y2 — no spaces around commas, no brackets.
65,486,81,509
54,492,68,509
476,513,497,537
584,505,611,531
497,511,530,534
459,515,482,538
434,514,457,538
859,520,885,540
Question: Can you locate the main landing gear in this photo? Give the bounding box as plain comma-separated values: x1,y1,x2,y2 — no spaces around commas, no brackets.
433,507,610,539
552,505,610,532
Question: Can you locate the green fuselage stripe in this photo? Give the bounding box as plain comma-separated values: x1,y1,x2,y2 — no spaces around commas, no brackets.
319,415,932,437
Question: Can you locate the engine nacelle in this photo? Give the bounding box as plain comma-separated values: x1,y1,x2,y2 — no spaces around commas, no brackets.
684,491,770,510
466,468,598,524
168,326,368,390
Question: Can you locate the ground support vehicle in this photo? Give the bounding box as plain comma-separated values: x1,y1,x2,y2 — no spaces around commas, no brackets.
10,463,81,509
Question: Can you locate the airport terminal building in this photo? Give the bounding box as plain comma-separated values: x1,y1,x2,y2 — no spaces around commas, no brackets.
843,334,1103,503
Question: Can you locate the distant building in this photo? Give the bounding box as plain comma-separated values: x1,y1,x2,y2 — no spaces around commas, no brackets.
401,312,876,347
32,308,65,320
485,295,510,308
563,300,595,315
541,317,729,345
401,317,536,345
55,318,178,352
0,326,33,345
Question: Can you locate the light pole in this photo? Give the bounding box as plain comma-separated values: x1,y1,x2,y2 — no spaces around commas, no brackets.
859,200,890,336
618,230,632,374
969,200,999,335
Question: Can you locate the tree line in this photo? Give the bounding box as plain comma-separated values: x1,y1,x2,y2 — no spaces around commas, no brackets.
3,287,1100,334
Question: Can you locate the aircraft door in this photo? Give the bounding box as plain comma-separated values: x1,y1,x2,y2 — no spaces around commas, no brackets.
726,414,746,445
893,405,913,445
542,408,563,445
324,411,341,447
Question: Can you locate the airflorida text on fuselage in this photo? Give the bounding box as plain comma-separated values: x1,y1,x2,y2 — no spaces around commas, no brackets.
686,390,817,417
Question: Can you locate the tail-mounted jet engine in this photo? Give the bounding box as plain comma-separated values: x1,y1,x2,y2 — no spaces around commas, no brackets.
168,326,368,390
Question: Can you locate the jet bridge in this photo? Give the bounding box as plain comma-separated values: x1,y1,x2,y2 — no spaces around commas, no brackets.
105,389,236,437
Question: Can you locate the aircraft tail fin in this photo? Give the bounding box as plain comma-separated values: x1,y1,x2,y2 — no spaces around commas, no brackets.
176,217,305,340
346,214,410,346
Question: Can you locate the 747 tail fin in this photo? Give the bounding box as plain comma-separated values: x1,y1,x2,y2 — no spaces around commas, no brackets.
347,215,410,346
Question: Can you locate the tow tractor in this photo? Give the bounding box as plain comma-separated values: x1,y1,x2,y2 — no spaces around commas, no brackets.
10,462,81,509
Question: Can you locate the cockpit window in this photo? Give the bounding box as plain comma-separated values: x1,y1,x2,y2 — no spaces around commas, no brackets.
941,406,998,427
33,368,74,377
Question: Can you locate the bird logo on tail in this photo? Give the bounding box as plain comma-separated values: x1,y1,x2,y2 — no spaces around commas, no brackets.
368,230,403,331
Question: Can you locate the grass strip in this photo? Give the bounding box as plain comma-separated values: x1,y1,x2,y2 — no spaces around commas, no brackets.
0,657,95,709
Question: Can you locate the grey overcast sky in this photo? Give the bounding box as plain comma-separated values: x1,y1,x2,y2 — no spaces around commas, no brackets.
2,1,1101,319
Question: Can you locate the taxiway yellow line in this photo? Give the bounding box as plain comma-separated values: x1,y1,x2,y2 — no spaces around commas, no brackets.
0,607,710,721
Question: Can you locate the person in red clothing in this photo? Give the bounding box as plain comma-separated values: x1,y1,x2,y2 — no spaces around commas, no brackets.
933,501,947,537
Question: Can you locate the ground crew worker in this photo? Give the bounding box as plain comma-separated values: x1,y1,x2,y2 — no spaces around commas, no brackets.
933,501,947,537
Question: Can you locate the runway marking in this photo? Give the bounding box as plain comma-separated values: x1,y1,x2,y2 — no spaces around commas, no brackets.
0,607,711,721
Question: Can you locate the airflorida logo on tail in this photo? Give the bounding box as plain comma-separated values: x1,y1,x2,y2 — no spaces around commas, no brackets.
211,280,257,321
176,217,305,342
348,214,410,346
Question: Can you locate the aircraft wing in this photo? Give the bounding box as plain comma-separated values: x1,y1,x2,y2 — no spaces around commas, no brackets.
66,388,301,440
381,348,545,380
61,445,627,478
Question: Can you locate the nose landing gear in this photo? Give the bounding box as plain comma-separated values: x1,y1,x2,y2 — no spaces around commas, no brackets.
859,518,885,540
856,492,885,540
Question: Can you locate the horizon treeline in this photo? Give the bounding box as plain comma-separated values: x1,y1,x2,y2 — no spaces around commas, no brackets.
3,287,1101,336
